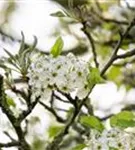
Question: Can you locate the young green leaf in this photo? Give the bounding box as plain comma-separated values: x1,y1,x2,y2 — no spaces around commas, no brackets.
110,111,135,128
110,116,135,128
116,111,134,120
80,115,104,132
50,37,64,57
29,35,37,51
48,125,63,138
4,49,17,63
72,144,87,150
19,31,25,55
6,96,16,107
87,67,104,87
107,66,121,81
107,66,121,86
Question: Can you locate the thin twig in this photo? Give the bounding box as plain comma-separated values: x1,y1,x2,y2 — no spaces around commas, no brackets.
99,104,135,121
0,75,30,150
54,107,69,112
46,87,94,150
11,85,28,100
0,141,19,148
39,101,66,123
57,89,77,107
94,10,128,25
53,92,70,103
82,22,99,68
113,57,135,67
101,18,135,76
19,96,40,121
3,131,16,142
24,119,29,136
116,48,135,59
46,106,79,150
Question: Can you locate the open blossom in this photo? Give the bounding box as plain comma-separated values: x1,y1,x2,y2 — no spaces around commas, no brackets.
85,128,135,150
27,53,91,101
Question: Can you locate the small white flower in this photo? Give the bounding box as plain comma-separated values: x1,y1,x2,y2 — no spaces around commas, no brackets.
28,53,91,101
86,128,135,150
40,87,52,101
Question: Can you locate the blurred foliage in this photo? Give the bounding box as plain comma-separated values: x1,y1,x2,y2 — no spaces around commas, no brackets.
51,0,89,8
31,138,45,150
0,0,16,26
72,144,86,150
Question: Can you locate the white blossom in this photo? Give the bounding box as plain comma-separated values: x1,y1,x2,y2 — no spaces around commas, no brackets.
27,53,91,101
85,128,135,150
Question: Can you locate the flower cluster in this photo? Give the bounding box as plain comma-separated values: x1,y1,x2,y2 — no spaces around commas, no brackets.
85,128,135,150
28,53,91,101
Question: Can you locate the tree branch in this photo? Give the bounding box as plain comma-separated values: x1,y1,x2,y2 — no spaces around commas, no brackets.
82,22,99,68
93,8,129,25
46,83,95,150
53,92,70,104
116,48,135,59
39,101,66,123
113,57,135,67
0,141,19,148
97,15,129,25
3,131,16,142
0,75,30,150
19,95,40,121
101,18,135,76
56,89,77,107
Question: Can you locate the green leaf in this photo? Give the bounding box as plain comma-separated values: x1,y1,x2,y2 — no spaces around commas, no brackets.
110,111,135,128
116,111,134,120
88,67,104,87
29,35,37,51
80,115,104,132
18,36,37,76
50,11,67,17
107,66,121,86
116,120,135,128
6,96,16,107
48,125,63,138
0,63,8,70
72,144,87,150
107,66,121,81
19,31,25,55
4,49,16,63
50,37,64,57
4,49,21,71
